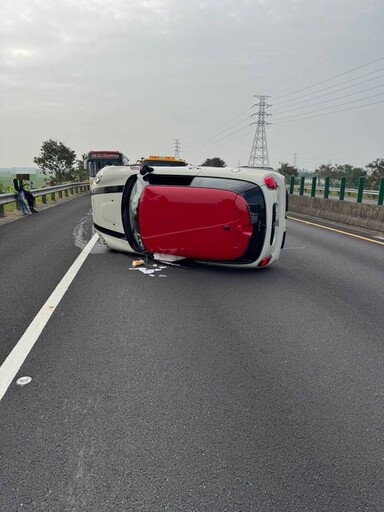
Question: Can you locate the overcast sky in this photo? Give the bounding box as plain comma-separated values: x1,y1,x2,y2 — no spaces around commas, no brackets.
1,0,383,171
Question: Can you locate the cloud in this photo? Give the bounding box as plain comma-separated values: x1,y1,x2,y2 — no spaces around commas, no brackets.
8,47,33,57
0,0,383,167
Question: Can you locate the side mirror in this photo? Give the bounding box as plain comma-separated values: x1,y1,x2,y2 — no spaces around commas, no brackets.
140,165,154,176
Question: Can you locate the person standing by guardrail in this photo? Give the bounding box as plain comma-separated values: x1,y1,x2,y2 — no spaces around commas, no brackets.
22,181,38,213
13,178,38,215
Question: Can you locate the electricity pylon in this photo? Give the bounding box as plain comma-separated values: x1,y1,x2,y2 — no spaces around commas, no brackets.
173,139,181,159
248,96,271,168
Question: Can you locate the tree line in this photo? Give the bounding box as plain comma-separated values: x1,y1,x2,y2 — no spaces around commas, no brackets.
32,143,228,185
32,143,230,185
198,157,384,190
33,139,88,185
276,161,384,190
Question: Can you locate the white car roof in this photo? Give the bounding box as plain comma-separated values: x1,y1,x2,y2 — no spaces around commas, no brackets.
95,164,284,189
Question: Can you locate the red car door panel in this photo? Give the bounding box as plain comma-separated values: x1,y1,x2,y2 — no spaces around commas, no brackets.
139,186,252,260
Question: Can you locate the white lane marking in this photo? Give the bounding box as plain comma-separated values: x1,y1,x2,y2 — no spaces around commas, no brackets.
288,216,384,246
0,233,99,402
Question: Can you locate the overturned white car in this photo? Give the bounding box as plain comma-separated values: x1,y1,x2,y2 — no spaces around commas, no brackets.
91,164,287,268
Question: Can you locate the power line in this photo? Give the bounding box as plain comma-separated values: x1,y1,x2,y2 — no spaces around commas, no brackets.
271,27,384,97
198,121,256,150
206,106,253,137
273,68,384,108
208,114,253,139
272,82,384,116
273,97,384,124
203,126,255,149
273,91,384,121
209,123,253,143
273,55,384,101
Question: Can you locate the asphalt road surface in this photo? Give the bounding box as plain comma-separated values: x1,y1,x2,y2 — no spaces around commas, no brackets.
0,195,383,511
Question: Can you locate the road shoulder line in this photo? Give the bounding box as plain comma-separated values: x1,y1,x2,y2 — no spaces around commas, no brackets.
288,216,384,246
0,233,99,402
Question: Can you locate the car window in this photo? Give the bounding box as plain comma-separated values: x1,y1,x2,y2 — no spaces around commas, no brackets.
145,174,194,186
242,187,266,225
191,177,254,194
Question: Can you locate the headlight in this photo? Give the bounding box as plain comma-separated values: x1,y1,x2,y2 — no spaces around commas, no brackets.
95,170,103,184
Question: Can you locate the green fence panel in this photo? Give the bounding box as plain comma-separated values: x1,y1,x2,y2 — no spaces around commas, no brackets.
311,177,317,197
299,176,305,196
378,178,384,206
339,177,346,201
324,177,330,199
357,177,365,204
289,176,295,194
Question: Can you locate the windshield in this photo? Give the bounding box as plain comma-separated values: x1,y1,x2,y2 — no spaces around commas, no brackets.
87,158,123,177
128,177,146,251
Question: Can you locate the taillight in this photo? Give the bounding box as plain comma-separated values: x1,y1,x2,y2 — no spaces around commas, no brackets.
258,255,272,267
264,175,278,189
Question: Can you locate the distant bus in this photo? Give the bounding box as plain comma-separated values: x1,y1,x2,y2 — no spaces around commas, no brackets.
140,155,188,167
84,151,129,178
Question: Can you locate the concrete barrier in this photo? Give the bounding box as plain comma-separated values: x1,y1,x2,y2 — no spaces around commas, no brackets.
288,195,384,233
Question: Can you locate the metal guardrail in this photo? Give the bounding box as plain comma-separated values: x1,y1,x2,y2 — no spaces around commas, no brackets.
0,182,90,217
320,186,378,197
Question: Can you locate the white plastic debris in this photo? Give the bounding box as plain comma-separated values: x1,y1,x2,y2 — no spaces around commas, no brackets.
129,263,168,277
138,268,155,274
16,376,32,386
